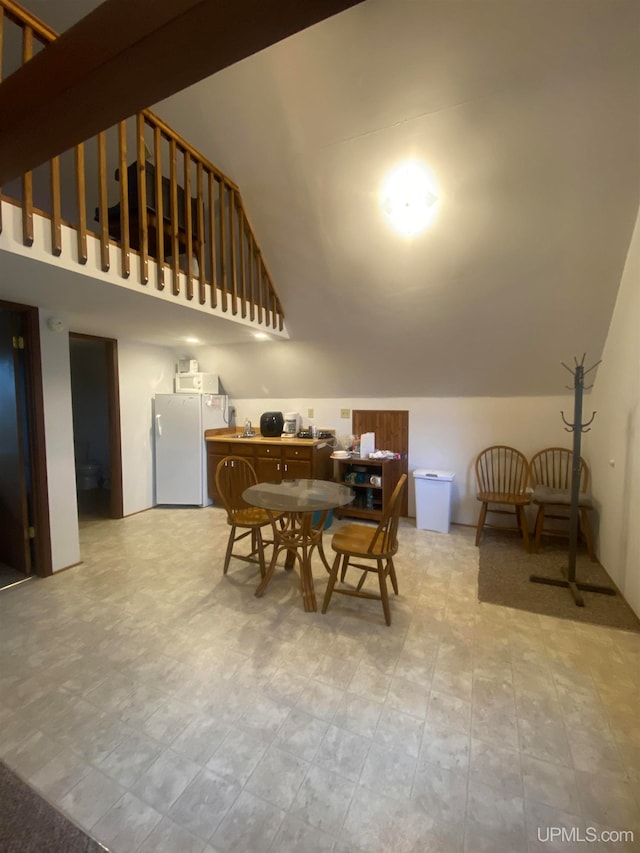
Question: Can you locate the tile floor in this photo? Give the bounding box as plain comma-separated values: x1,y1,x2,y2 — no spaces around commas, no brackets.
1,507,639,853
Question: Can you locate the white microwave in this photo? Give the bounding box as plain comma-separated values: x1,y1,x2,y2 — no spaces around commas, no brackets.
174,372,220,394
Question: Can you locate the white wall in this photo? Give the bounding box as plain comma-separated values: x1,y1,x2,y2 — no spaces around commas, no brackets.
38,313,80,571
584,204,640,617
223,394,575,523
117,342,176,515
37,314,175,568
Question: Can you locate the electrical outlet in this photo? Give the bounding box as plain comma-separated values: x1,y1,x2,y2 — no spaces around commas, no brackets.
308,408,314,418
340,408,351,419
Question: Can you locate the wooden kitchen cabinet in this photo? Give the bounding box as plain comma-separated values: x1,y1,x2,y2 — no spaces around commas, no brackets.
255,453,281,483
206,451,227,499
206,440,254,500
283,445,313,479
206,435,332,500
255,444,312,482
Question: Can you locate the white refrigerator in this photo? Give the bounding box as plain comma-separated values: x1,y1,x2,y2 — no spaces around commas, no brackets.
154,393,229,506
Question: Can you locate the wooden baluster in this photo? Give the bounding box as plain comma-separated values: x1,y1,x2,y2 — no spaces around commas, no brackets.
261,261,270,327
273,288,284,331
37,7,61,254
254,244,262,323
271,279,282,330
50,154,61,255
21,24,34,247
228,188,237,314
239,214,248,319
75,143,87,263
267,270,276,329
273,286,281,330
183,150,193,298
169,138,179,294
207,171,218,308
278,296,284,331
268,276,277,330
117,120,130,279
97,131,109,271
153,125,164,289
271,281,278,330
196,161,205,304
248,237,256,322
219,181,228,312
263,263,273,328
266,266,274,328
256,250,263,325
136,114,149,284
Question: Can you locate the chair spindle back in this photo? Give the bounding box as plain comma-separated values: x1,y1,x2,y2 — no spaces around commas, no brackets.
475,445,529,495
369,474,407,555
215,456,258,521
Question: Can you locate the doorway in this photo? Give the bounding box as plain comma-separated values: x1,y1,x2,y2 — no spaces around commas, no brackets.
69,334,123,521
0,301,51,581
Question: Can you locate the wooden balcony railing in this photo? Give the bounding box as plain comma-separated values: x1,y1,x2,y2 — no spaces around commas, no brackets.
0,0,285,330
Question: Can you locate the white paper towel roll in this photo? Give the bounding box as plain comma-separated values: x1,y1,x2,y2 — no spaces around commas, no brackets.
360,432,375,458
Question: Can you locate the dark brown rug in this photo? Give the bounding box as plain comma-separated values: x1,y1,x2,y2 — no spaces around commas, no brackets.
477,530,640,632
0,760,108,853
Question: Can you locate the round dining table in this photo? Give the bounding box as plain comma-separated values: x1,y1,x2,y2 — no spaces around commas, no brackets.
242,478,354,612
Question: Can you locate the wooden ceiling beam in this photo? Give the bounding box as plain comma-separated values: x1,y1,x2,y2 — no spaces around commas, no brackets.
0,0,365,184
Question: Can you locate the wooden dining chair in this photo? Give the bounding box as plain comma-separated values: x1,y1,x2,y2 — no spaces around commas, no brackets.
474,445,531,548
215,456,275,577
529,447,596,560
321,474,407,626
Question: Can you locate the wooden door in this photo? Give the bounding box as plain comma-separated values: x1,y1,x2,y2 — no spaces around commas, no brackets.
207,451,228,500
0,310,31,573
284,458,311,479
283,446,312,480
255,455,282,483
69,334,124,519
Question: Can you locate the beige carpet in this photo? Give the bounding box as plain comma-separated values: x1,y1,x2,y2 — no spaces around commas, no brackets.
477,530,640,632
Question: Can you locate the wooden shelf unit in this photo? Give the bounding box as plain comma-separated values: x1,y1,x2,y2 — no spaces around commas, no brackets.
352,409,409,517
334,457,402,522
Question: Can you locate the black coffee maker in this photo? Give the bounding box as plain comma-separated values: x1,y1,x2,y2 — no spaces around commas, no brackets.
260,411,284,437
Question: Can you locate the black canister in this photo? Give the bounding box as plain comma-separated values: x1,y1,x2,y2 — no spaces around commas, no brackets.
260,411,284,437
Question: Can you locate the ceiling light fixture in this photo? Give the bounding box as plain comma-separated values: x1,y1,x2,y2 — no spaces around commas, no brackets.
253,332,269,340
380,160,439,238
185,336,199,344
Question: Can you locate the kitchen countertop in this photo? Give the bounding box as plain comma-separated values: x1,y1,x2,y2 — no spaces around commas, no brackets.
205,431,332,447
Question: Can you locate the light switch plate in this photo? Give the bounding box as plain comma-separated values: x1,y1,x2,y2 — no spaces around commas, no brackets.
308,408,314,418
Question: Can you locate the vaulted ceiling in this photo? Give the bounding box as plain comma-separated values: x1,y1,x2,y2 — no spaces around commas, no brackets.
11,0,640,398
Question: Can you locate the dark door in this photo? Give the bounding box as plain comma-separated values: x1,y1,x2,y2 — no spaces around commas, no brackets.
69,333,124,520
0,309,31,573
